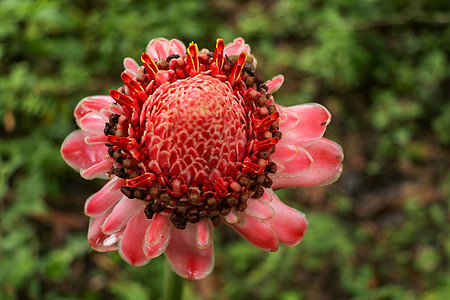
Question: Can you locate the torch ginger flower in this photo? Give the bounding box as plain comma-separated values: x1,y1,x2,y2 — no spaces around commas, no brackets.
60,37,343,279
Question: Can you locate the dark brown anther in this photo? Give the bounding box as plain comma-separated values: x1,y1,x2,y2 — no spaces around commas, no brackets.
252,186,264,199
151,203,164,213
188,207,199,223
245,89,258,102
199,209,209,219
104,123,114,136
157,60,170,70
188,187,201,205
267,105,276,114
237,202,247,212
128,170,142,179
160,193,171,206
211,216,221,227
266,161,277,173
258,151,270,159
108,146,114,157
149,183,162,199
109,113,120,125
166,54,180,62
238,175,253,187
121,186,135,199
270,121,279,130
245,76,254,87
256,174,266,185
176,201,188,214
134,188,148,200
113,150,123,163
144,204,155,219
226,196,238,207
270,146,276,153
123,158,137,168
262,176,273,188
114,168,128,178
207,197,217,207
135,69,147,82
220,205,231,215
239,193,249,203
263,131,272,139
209,208,220,217
259,106,269,116
243,63,255,73
115,129,128,137
256,96,267,107
273,131,282,139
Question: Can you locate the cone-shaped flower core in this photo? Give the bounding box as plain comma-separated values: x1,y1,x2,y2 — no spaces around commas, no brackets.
105,40,280,229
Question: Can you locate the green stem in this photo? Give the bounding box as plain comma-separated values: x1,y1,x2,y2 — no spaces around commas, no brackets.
163,259,184,300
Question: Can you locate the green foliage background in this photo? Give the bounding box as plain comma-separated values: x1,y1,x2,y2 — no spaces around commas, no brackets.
1,0,449,299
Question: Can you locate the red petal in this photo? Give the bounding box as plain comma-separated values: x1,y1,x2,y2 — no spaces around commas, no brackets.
102,198,145,234
118,208,152,266
84,178,125,217
265,189,308,246
278,103,331,147
270,143,313,176
60,130,108,172
228,210,279,252
165,224,214,280
88,209,122,252
264,75,284,94
144,213,172,259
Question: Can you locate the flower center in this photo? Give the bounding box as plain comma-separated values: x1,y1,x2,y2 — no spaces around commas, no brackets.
104,40,280,229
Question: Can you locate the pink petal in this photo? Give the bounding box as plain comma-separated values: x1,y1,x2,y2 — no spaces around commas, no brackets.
244,198,275,220
88,209,123,252
85,178,125,217
265,189,308,246
297,138,344,187
168,39,186,56
61,130,108,172
123,57,139,73
102,197,145,234
74,96,114,125
165,224,214,280
265,75,284,94
146,38,170,61
144,213,172,259
196,220,213,249
80,159,113,180
270,143,313,176
228,211,279,252
272,138,343,189
78,113,106,134
118,208,152,266
278,103,331,147
224,37,248,56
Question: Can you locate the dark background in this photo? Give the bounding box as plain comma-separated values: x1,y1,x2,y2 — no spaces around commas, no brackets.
1,0,449,299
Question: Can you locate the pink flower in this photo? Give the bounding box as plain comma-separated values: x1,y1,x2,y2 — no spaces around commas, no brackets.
61,38,343,279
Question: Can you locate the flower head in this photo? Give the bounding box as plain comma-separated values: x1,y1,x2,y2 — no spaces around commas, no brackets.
61,37,343,279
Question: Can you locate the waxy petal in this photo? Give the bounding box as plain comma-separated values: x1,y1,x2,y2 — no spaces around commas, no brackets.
244,198,275,220
144,213,172,259
278,103,331,147
80,159,113,180
224,37,250,56
270,144,313,177
196,220,213,249
228,211,279,252
146,38,186,61
165,224,214,280
85,178,125,217
79,113,106,135
272,138,343,189
118,208,152,266
88,209,122,252
123,57,139,73
265,189,308,246
265,75,284,94
74,96,114,125
102,197,145,234
61,130,109,172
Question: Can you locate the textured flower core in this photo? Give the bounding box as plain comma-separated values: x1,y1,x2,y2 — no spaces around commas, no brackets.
104,41,281,229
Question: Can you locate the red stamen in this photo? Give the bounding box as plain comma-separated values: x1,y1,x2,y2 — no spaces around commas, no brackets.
107,135,138,148
121,72,147,102
187,42,199,73
254,137,279,151
109,89,135,114
254,111,280,131
228,52,247,85
126,173,156,188
141,52,159,80
213,178,228,197
213,39,225,70
242,157,265,174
